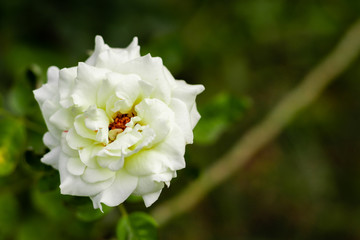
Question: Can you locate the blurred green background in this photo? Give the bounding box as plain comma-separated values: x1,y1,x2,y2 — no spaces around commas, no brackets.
1,0,360,239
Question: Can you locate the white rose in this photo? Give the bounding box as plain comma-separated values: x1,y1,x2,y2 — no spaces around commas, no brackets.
34,36,204,210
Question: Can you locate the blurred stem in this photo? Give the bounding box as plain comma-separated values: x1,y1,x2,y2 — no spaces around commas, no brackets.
119,204,128,217
151,18,360,226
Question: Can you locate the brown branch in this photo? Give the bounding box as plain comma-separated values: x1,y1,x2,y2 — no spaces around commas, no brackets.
151,18,360,226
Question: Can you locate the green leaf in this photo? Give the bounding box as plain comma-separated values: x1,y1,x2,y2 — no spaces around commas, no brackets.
194,93,251,145
0,117,26,176
117,212,158,240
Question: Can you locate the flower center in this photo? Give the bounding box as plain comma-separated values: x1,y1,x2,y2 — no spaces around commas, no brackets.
109,113,132,131
108,112,135,142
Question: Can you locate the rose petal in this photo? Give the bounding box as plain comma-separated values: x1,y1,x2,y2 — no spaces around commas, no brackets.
142,190,162,207
96,154,125,171
66,127,93,150
79,145,103,168
172,80,204,125
114,54,171,103
71,63,110,109
85,35,109,66
59,67,77,108
169,98,193,144
43,132,59,149
154,124,186,171
81,167,115,183
67,157,86,176
41,147,61,169
90,170,138,209
59,153,114,196
135,98,173,146
125,150,169,176
49,107,74,130
33,67,59,105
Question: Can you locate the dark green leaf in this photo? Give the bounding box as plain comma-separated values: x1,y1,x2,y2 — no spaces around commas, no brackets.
117,212,158,240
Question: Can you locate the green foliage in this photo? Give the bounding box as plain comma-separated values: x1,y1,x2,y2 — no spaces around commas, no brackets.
117,212,158,240
0,117,26,176
194,93,251,145
17,217,62,240
0,192,19,239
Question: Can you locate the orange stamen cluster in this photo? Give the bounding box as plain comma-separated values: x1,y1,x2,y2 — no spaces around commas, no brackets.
109,113,131,131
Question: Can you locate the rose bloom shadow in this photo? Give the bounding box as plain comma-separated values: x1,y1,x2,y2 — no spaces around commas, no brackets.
34,36,204,210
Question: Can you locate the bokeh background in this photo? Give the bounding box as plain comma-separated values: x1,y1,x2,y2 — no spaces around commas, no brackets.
1,0,360,239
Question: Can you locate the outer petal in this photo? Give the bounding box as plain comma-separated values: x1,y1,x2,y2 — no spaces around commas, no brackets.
33,67,59,105
142,190,162,207
90,170,138,209
154,124,186,171
169,98,193,144
71,63,110,110
172,80,204,128
133,175,164,197
59,152,115,196
41,146,61,169
43,132,59,149
114,54,171,103
40,100,62,139
49,108,74,130
58,67,77,108
189,103,201,129
85,35,110,66
86,36,140,69
66,157,86,176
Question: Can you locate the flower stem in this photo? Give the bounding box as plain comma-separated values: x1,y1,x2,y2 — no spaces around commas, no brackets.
119,204,128,217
